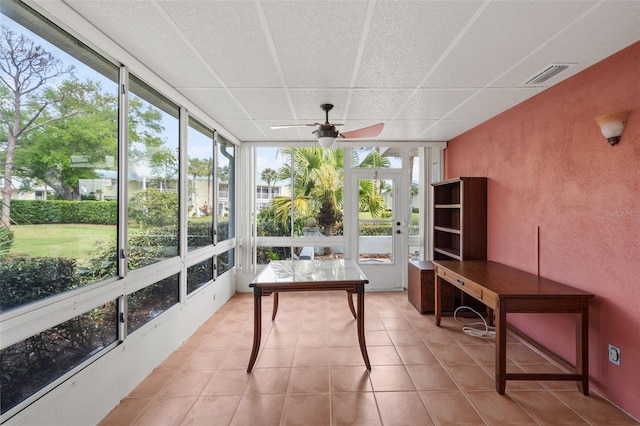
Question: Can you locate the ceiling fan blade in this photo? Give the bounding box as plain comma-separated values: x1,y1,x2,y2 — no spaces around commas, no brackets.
270,124,319,129
339,123,384,139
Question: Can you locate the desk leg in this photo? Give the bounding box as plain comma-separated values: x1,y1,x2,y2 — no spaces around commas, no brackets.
272,292,279,321
247,287,263,373
435,274,442,326
347,291,357,319
577,301,589,395
355,285,371,370
495,300,507,394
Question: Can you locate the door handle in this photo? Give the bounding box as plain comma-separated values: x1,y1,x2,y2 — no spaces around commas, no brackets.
396,230,401,234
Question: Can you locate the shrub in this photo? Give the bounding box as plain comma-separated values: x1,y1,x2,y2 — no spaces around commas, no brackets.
9,200,116,225
0,226,14,257
128,188,178,227
0,257,79,311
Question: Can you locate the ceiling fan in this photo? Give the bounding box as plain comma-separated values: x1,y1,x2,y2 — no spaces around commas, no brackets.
270,103,384,148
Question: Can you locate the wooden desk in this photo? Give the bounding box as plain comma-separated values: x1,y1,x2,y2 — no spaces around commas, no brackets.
432,260,594,395
247,259,370,372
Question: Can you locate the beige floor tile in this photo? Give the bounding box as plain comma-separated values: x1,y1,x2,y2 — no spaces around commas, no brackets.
444,364,495,391
405,364,459,391
287,367,330,393
465,390,537,425
375,391,434,425
331,392,381,425
132,396,196,426
419,390,485,425
160,370,214,397
367,345,403,365
282,393,330,425
129,370,177,397
98,291,637,426
255,347,296,368
244,367,291,394
395,345,439,365
180,395,242,426
369,365,415,392
429,342,478,365
387,329,425,346
554,391,640,425
330,346,366,366
202,368,250,395
509,391,589,425
292,346,331,367
230,393,285,426
330,366,372,392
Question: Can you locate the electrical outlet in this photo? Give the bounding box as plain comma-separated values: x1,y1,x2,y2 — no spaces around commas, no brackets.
608,344,621,365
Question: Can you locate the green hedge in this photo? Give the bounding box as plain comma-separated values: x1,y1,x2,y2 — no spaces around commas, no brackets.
0,257,79,311
10,200,117,225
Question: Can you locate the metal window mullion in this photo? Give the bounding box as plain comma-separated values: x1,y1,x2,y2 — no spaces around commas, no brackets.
117,65,129,342
213,131,218,246
118,66,128,279
179,107,188,304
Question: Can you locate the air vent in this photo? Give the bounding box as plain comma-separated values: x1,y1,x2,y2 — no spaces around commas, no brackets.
522,63,575,86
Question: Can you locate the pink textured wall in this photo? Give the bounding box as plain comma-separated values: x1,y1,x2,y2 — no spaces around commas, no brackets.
445,41,640,419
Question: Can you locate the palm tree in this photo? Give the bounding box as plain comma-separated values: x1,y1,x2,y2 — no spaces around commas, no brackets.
260,167,278,199
268,147,388,235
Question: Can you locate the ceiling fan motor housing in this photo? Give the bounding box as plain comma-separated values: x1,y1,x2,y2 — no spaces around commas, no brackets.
313,125,339,139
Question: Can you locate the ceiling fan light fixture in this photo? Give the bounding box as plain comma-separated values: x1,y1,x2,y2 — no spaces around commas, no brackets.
317,136,337,148
314,126,339,148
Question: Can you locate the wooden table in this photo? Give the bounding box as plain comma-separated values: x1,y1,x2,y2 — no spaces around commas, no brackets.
247,259,370,372
432,260,594,394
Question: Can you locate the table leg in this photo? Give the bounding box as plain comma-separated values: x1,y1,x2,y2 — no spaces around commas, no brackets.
347,291,357,319
272,292,279,321
577,301,590,395
247,287,263,373
435,274,442,326
355,285,371,370
495,300,507,394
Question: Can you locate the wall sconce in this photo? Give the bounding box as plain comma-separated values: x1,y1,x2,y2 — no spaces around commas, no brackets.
595,111,630,146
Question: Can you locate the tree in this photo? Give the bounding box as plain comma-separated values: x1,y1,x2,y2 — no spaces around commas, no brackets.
12,81,118,201
188,157,209,212
261,167,278,198
0,25,78,225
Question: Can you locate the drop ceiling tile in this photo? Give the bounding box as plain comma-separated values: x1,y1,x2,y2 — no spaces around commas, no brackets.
180,88,248,121
262,1,368,88
447,88,543,122
420,120,482,141
287,90,351,121
229,89,292,120
159,1,282,88
396,89,477,120
356,1,481,88
217,120,271,142
422,1,597,89
493,2,640,88
348,90,414,120
67,1,221,88
377,120,440,141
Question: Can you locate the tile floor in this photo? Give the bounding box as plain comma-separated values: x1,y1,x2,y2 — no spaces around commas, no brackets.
100,291,638,425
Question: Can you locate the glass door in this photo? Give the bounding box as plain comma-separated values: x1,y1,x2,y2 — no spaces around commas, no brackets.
351,169,405,290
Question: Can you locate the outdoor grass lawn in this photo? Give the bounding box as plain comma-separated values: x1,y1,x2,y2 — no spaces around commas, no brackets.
9,224,116,260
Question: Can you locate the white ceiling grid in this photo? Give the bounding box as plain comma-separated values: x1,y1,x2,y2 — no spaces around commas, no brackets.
58,0,639,143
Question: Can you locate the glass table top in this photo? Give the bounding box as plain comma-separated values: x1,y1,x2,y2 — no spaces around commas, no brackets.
251,259,368,285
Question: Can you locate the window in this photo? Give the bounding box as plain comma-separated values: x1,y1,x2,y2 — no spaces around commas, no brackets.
127,75,180,269
127,274,179,334
0,7,120,312
187,118,214,251
0,302,118,414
